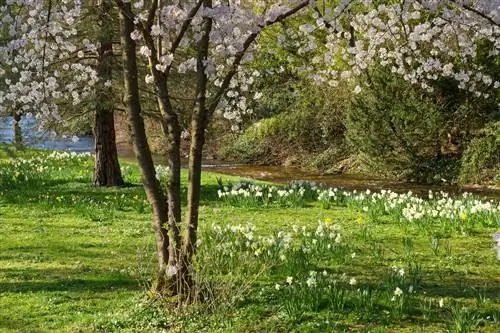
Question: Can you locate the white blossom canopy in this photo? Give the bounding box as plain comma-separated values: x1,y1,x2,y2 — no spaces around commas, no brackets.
1,0,498,125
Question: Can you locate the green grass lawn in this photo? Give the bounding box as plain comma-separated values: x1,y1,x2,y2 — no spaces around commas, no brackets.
0,144,498,332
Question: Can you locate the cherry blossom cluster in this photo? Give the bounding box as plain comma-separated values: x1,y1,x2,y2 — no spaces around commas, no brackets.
128,0,307,117
0,0,98,127
1,0,498,128
284,0,499,96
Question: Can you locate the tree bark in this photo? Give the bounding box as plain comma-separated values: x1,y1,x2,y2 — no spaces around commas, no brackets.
94,110,123,186
159,109,182,272
127,0,184,281
179,0,212,300
118,1,171,294
13,111,22,149
94,0,124,187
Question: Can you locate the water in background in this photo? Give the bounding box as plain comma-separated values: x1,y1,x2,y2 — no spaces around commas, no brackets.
1,116,498,198
0,116,94,152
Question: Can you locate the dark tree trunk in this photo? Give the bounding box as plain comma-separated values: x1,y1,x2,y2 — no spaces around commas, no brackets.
132,2,183,284
94,110,123,186
118,1,171,293
94,0,124,187
179,0,212,300
13,111,22,149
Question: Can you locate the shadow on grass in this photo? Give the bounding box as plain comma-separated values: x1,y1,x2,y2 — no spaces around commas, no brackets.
1,177,226,208
200,184,223,205
0,267,138,293
1,179,142,202
0,278,138,293
420,280,500,299
0,144,18,159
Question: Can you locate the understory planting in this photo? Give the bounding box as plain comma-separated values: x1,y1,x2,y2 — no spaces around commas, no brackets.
0,146,498,332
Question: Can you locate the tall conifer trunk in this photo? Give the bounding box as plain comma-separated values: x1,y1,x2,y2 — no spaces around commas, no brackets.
94,0,123,187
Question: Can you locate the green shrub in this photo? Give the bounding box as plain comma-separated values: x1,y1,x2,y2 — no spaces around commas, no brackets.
459,121,500,184
219,83,349,169
347,69,465,183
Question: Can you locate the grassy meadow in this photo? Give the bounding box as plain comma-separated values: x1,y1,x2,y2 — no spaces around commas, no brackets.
0,144,499,332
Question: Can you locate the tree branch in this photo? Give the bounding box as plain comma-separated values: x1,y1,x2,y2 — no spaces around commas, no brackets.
165,0,204,75
146,0,158,30
171,0,204,54
207,0,309,115
459,3,500,28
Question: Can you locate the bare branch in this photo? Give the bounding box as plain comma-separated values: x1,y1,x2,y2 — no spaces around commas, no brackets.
171,0,204,55
146,0,158,30
165,0,204,75
312,5,335,31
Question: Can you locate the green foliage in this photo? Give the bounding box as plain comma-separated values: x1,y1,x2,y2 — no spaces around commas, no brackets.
220,83,349,169
459,121,500,185
347,69,464,183
221,24,500,184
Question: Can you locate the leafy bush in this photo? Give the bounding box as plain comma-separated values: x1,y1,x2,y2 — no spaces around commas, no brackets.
219,83,349,169
347,69,464,183
459,121,500,184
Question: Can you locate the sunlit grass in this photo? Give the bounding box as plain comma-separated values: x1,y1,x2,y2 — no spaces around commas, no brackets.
0,144,498,332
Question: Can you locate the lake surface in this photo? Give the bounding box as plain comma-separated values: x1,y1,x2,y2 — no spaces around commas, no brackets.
0,116,94,152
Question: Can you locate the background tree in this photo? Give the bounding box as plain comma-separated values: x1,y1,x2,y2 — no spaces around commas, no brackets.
347,68,453,183
0,0,124,186
93,0,124,186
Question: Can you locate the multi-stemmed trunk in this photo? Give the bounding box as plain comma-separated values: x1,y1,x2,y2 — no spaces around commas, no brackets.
115,0,307,301
94,0,124,187
118,3,171,292
117,0,210,298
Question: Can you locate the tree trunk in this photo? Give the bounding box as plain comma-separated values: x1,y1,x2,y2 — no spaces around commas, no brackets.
94,0,123,187
130,4,184,286
94,110,123,186
13,111,22,149
159,112,182,273
179,0,212,300
118,2,172,294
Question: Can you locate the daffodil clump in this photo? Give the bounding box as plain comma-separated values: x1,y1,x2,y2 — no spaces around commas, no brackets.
0,150,92,185
216,181,312,208
189,216,495,326
217,181,499,230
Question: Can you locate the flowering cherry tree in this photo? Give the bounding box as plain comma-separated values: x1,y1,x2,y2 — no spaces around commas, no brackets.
0,1,98,124
116,0,310,299
2,0,499,301
0,0,123,186
309,0,499,95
